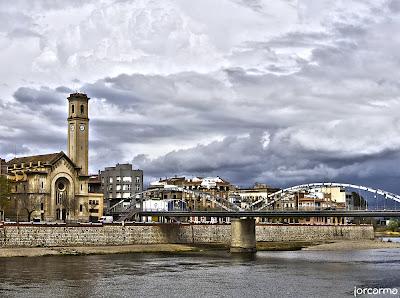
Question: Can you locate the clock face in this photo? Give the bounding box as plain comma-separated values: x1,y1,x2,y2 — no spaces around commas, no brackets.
70,124,74,131
79,124,85,131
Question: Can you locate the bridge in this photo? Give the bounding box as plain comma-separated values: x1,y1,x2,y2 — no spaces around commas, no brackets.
137,210,400,218
107,184,242,221
106,182,400,253
249,182,400,211
106,181,400,220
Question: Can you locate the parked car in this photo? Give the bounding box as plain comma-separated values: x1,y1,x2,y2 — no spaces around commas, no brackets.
99,216,113,223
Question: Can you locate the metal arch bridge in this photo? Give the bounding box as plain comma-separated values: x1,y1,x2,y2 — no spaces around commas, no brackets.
249,182,400,211
137,210,400,218
107,182,400,220
107,184,242,221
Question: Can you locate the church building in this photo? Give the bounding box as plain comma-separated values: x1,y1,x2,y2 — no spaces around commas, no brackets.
6,93,103,222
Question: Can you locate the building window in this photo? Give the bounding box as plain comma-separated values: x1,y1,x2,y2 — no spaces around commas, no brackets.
136,185,140,191
41,203,44,211
122,184,131,191
80,105,84,114
72,105,75,113
109,177,113,183
123,176,132,182
80,204,83,212
136,177,140,183
81,184,83,191
116,185,121,191
116,176,121,182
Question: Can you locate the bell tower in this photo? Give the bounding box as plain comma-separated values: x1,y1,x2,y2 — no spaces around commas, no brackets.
67,93,89,176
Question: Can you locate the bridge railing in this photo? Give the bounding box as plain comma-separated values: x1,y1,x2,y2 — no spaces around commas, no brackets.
106,185,242,221
253,182,400,211
160,185,242,212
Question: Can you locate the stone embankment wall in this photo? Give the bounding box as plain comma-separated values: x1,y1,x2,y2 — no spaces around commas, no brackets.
0,224,373,248
256,225,374,242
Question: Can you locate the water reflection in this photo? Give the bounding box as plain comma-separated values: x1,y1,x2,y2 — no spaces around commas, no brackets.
380,237,400,243
0,249,399,297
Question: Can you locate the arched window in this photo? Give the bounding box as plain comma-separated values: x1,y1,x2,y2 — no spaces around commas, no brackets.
72,105,75,113
80,105,84,114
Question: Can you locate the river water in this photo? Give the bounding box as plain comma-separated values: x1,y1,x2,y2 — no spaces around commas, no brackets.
0,248,399,298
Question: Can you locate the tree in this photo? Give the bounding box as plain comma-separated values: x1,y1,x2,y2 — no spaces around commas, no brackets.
61,194,79,222
387,219,399,232
19,193,40,222
0,176,11,219
352,192,367,209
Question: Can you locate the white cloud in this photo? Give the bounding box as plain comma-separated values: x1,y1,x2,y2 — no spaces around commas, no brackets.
1,0,400,193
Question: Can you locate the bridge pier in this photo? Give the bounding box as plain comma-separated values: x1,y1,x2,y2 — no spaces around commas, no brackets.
230,218,256,253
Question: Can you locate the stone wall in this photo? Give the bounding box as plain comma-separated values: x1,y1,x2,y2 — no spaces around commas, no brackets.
256,224,374,242
0,223,373,248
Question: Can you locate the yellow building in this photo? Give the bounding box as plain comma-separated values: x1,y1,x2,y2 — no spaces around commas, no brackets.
6,93,103,222
316,186,346,206
148,176,234,210
234,183,281,210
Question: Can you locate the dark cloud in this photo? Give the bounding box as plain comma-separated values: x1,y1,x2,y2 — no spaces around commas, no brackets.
388,0,400,13
13,87,64,107
0,11,33,33
262,32,331,48
1,1,400,196
55,86,73,93
7,28,41,39
133,132,400,193
92,120,183,143
231,0,263,12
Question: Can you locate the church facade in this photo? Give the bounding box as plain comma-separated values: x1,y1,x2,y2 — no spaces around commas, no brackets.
6,93,103,222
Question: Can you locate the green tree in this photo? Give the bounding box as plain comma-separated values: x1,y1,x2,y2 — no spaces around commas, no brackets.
0,176,11,218
387,219,399,232
352,192,367,209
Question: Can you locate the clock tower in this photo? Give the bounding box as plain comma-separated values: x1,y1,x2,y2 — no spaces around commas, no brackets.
67,93,89,176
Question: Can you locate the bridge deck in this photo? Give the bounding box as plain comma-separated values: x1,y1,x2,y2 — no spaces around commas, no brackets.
137,210,400,218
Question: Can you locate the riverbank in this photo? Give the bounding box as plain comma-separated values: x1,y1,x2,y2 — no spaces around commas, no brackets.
1,239,399,257
375,231,400,237
257,241,328,251
0,242,311,257
0,244,206,258
303,239,400,250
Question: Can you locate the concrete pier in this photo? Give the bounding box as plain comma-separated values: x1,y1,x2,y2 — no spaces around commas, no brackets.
230,218,256,253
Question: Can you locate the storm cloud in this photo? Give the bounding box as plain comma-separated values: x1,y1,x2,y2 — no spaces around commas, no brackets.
1,0,400,193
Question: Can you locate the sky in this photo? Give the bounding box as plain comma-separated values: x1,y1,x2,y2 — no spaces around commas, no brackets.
1,0,400,192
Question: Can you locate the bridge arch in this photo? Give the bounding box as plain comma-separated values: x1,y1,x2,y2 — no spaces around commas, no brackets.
108,184,241,219
253,182,400,211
